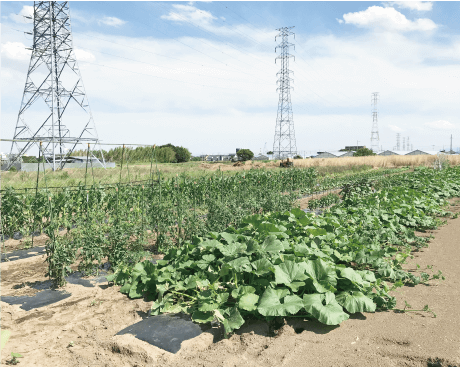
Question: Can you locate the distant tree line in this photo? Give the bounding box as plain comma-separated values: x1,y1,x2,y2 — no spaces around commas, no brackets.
73,143,192,164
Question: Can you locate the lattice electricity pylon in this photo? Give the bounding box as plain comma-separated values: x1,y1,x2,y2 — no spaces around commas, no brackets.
396,133,401,150
7,1,104,171
273,26,297,159
370,92,380,153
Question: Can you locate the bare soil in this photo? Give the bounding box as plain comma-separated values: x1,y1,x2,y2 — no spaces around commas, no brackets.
1,200,460,367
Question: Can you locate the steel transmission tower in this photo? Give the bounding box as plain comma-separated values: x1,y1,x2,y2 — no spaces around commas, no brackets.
396,133,401,150
8,1,104,170
370,92,380,152
273,27,297,159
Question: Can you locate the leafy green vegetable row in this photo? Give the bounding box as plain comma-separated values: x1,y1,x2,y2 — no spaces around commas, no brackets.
107,166,460,335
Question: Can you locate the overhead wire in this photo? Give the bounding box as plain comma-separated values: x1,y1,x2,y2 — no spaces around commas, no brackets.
77,59,262,93
74,46,273,86
4,6,349,117
74,32,266,82
196,4,357,107
155,2,276,73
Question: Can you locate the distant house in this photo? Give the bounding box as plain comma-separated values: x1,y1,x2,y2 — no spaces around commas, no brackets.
314,151,355,159
405,150,441,156
252,155,269,161
200,154,236,162
378,150,404,156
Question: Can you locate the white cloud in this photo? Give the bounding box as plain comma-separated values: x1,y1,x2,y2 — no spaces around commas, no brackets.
98,16,126,27
162,4,216,27
1,41,30,60
392,1,433,11
424,120,458,130
340,6,437,32
388,124,404,132
74,49,96,62
159,3,275,41
3,7,460,155
9,5,33,24
188,1,213,5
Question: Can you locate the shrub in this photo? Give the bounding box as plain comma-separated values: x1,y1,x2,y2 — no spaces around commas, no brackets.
353,148,376,157
155,147,176,163
191,157,201,162
237,149,254,162
174,146,192,163
9,166,17,172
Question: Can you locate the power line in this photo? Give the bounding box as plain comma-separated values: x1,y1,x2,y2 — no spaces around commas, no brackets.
78,60,261,93
76,32,264,80
76,46,272,86
156,3,275,72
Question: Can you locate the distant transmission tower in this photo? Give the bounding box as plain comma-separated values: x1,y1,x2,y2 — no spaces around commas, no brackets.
8,1,104,170
370,92,380,152
396,133,401,150
407,137,410,151
402,137,406,151
273,26,297,159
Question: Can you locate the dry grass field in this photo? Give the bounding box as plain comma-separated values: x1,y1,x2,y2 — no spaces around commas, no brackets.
1,154,458,190
270,154,460,169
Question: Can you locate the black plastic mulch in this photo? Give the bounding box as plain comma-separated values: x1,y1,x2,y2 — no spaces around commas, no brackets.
116,313,209,354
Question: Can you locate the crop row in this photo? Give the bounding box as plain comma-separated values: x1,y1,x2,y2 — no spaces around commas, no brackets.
0,167,404,238
107,166,460,334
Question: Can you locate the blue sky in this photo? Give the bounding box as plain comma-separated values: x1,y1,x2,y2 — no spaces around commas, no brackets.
2,1,460,156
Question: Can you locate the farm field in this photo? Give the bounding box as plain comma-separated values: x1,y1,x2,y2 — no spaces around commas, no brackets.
1,198,459,366
2,153,459,190
1,160,373,190
1,165,460,366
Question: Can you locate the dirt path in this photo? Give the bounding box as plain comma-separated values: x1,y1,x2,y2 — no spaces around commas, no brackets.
1,201,459,367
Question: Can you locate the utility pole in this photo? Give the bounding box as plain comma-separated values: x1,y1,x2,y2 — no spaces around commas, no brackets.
370,92,380,152
273,26,297,159
8,1,104,171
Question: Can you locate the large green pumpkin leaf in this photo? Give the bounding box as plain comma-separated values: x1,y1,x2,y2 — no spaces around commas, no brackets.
257,287,286,316
261,235,284,253
301,259,337,293
239,293,259,311
228,257,252,272
303,293,349,325
257,222,282,233
339,268,364,285
192,310,215,323
283,294,304,315
128,280,144,299
274,260,307,286
336,291,376,313
251,258,273,276
218,242,247,257
231,286,256,299
220,232,239,244
222,307,245,335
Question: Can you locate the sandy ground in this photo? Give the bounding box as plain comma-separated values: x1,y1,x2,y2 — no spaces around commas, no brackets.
1,200,459,367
